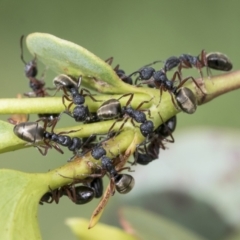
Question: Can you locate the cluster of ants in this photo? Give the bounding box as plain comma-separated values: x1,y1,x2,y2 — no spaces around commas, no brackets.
10,36,233,217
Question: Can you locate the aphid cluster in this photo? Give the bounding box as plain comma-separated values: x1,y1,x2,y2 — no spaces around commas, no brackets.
11,40,233,226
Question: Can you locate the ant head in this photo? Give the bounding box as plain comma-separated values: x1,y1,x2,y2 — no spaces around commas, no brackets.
20,35,38,78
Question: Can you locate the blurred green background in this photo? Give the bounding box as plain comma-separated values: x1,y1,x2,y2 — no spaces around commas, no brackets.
0,1,240,239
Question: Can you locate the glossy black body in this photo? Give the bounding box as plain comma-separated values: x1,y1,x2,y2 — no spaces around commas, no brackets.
175,87,197,114
206,52,232,71
40,185,94,205
97,99,122,120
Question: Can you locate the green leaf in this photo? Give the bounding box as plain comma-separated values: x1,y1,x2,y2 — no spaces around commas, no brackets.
66,218,137,240
26,33,141,94
0,169,48,240
0,158,98,240
120,207,207,240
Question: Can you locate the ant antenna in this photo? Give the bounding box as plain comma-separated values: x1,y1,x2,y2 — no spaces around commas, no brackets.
20,35,26,64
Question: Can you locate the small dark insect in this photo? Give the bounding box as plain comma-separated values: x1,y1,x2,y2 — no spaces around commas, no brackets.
91,145,135,194
20,35,59,123
128,60,203,109
20,35,55,97
40,185,95,205
134,115,177,165
13,120,87,156
53,74,101,123
179,50,233,79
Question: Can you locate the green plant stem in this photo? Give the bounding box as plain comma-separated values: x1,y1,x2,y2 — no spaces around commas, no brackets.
1,71,239,115
1,70,240,155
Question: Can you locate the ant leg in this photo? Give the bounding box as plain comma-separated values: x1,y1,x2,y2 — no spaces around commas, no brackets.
157,112,175,143
53,188,62,204
132,149,139,165
80,88,102,102
136,96,154,110
63,110,74,120
134,76,141,85
48,117,60,132
128,70,139,79
130,118,136,128
35,145,50,156
45,87,57,91
178,76,205,94
164,133,175,143
105,57,114,65
117,93,134,106
62,95,73,110
157,87,164,106
199,49,208,67
171,71,182,83
48,141,64,154
108,117,129,137
36,118,50,131
57,128,82,135
179,59,192,69
199,50,212,79
170,91,179,110
108,118,124,135
64,186,76,203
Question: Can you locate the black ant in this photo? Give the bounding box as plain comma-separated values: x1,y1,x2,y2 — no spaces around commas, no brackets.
179,50,233,79
20,36,59,123
53,74,101,122
13,119,92,157
40,180,103,205
130,63,201,111
134,115,177,165
143,50,232,79
91,145,134,194
105,57,133,85
20,35,55,97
